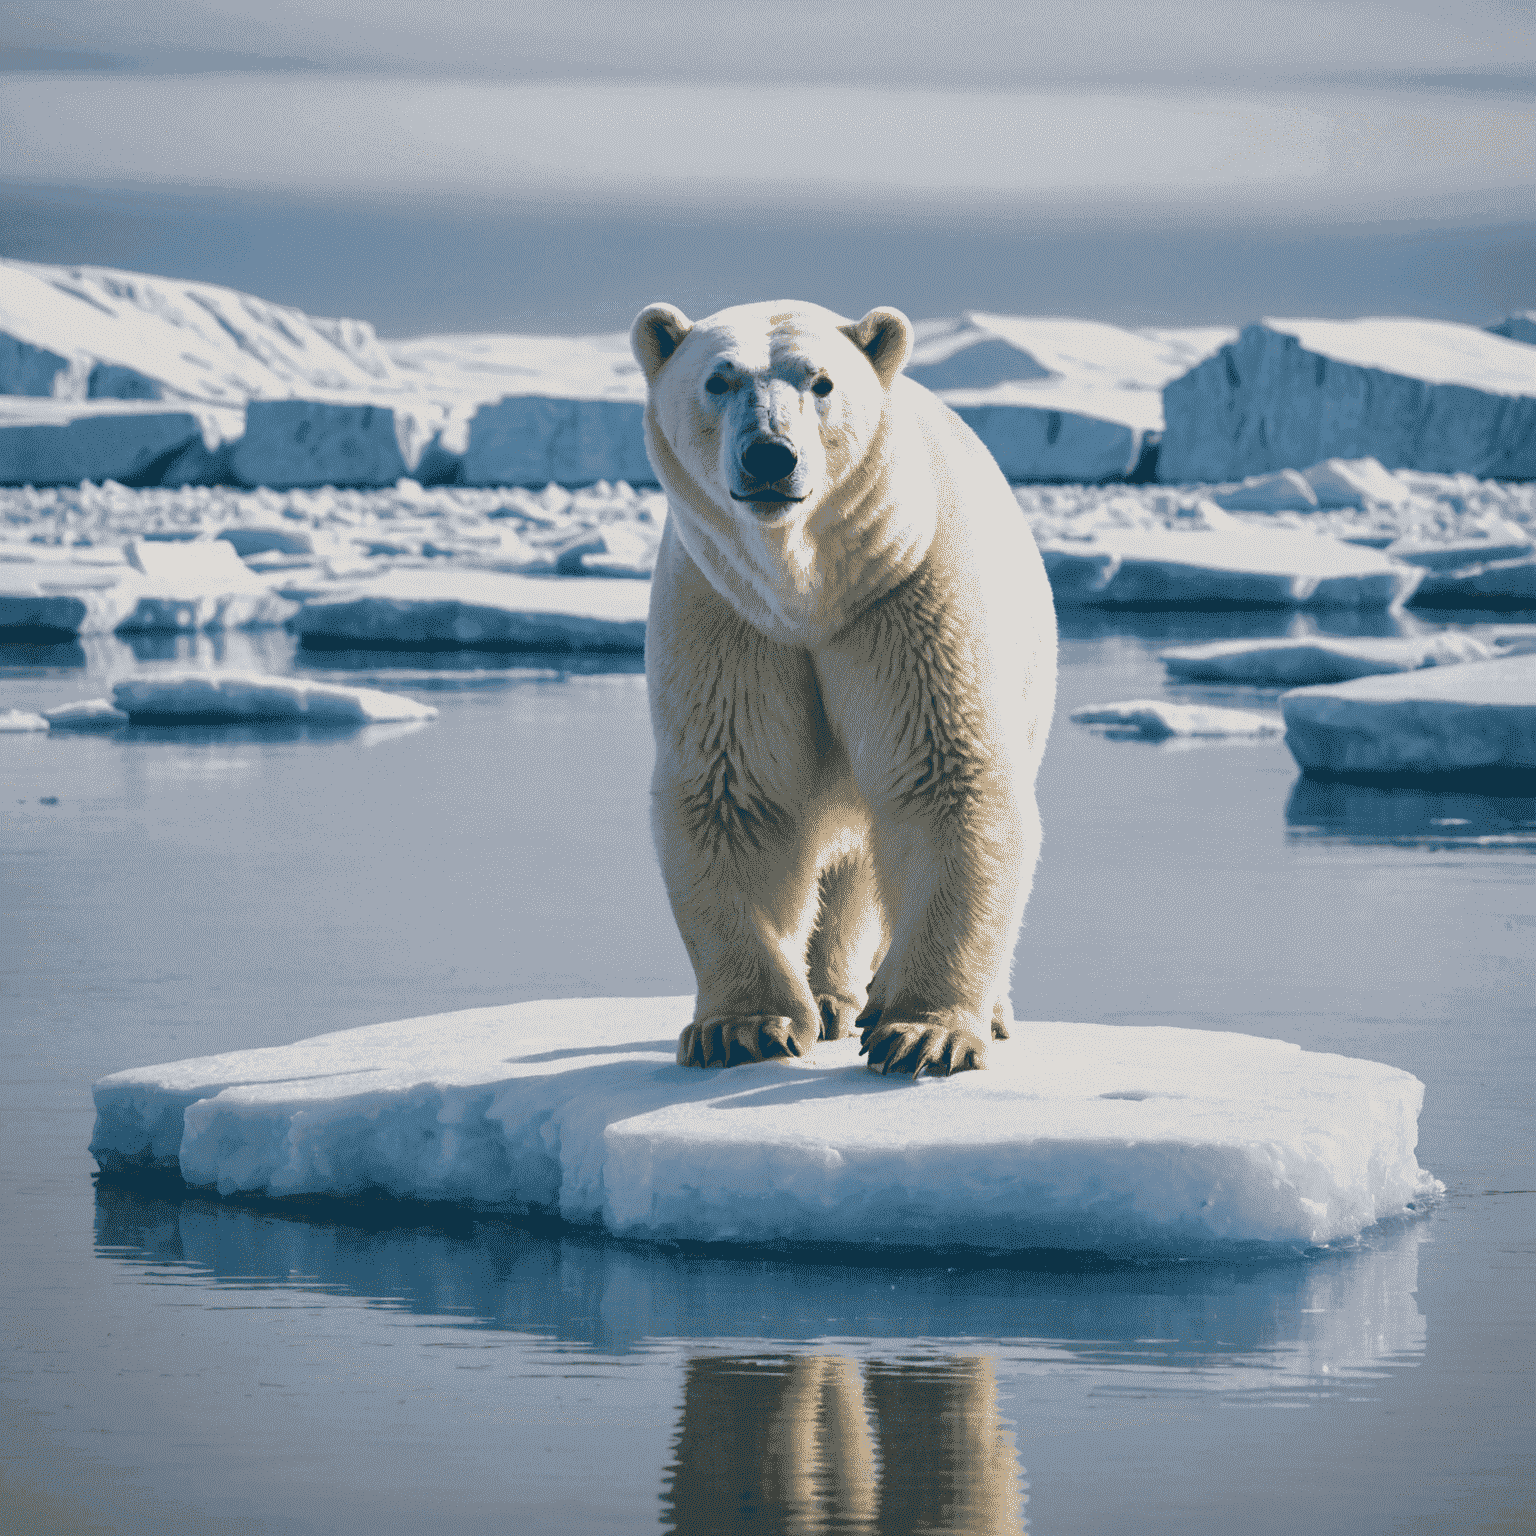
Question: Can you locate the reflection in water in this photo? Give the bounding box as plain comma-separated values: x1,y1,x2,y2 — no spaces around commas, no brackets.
664,1355,1022,1535
1287,776,1536,847
1056,608,1423,644
93,1181,1427,1396
0,637,89,671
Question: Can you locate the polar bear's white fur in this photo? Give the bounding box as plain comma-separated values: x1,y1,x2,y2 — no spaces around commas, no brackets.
632,299,1057,1076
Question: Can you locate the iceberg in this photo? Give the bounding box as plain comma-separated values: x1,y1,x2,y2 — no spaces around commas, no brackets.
227,400,452,490
0,398,244,489
1069,699,1282,740
1281,654,1536,777
1160,319,1536,483
944,383,1160,483
89,997,1437,1255
110,671,437,724
1040,528,1422,609
461,397,653,487
1161,633,1492,686
291,569,649,650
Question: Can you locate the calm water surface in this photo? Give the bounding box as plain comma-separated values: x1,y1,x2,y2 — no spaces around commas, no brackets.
2,617,1531,1534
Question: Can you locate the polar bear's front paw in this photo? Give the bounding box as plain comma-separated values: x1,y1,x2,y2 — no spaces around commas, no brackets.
859,1018,988,1078
816,993,862,1041
678,1014,805,1068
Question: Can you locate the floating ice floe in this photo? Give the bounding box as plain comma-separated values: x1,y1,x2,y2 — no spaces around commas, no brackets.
1282,653,1536,777
1161,319,1536,483
1040,528,1421,609
89,996,1438,1254
110,671,437,724
1161,633,1492,686
0,708,48,732
1410,556,1536,609
1070,699,1282,740
292,569,650,650
42,697,130,730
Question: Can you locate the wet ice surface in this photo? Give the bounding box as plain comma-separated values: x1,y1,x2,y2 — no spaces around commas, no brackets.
2,613,1532,1534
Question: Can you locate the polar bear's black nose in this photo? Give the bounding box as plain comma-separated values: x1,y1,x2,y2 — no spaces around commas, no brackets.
740,439,798,485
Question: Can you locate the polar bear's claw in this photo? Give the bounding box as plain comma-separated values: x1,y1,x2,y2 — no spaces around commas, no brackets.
678,1014,803,1069
860,1020,988,1079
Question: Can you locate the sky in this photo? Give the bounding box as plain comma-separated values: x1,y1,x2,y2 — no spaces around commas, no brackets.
1,1,1533,333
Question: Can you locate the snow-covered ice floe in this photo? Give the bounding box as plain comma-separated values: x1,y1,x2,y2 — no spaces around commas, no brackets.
42,698,129,730
0,708,48,732
1161,318,1536,483
1070,700,1282,741
1161,633,1492,686
1411,556,1536,609
1282,654,1536,778
110,671,436,725
89,997,1438,1255
291,569,650,650
1040,529,1421,609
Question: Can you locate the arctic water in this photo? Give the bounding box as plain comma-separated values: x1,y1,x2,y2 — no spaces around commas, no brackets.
2,612,1531,1534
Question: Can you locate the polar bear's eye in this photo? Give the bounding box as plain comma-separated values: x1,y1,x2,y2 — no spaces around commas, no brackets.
811,377,834,398
704,375,730,396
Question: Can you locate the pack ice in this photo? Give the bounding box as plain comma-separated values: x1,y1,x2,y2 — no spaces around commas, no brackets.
1161,633,1493,686
1282,653,1536,777
1040,528,1421,609
89,997,1436,1255
1161,319,1536,483
291,569,649,650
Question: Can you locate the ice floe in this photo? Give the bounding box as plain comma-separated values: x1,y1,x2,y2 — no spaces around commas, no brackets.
1161,633,1493,686
0,707,48,732
42,697,130,729
109,671,437,724
1040,528,1421,609
1069,699,1282,740
1161,319,1536,483
291,569,650,650
1282,653,1536,778
461,397,652,488
89,996,1437,1254
1410,556,1536,609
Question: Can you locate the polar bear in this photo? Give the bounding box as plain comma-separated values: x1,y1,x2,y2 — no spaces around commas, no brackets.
631,299,1056,1077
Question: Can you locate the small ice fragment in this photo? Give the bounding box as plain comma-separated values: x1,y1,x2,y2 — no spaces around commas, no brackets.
1070,700,1283,741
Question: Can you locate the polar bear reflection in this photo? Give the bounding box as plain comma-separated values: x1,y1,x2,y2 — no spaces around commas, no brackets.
663,1354,1024,1535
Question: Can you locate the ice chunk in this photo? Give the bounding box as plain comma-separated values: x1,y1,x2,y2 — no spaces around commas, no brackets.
1388,530,1534,572
116,538,297,633
1161,319,1536,483
89,998,1437,1254
1209,469,1319,512
552,519,661,577
1487,312,1536,347
42,697,129,729
1411,557,1536,609
1070,699,1281,740
461,397,653,487
229,400,423,490
1161,634,1492,686
0,398,243,488
1041,528,1422,609
1302,457,1411,509
111,671,437,724
216,525,315,558
292,569,649,650
944,384,1158,482
1281,653,1536,777
0,708,48,732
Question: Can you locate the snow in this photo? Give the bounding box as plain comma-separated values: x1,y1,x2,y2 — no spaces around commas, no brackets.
1161,634,1493,686
42,697,130,729
1069,699,1282,740
1282,654,1536,777
291,569,650,650
1039,528,1422,609
0,708,48,732
89,996,1437,1255
110,671,437,724
1160,320,1536,483
1209,469,1319,512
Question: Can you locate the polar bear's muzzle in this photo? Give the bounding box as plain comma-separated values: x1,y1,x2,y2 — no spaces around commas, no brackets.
730,436,808,512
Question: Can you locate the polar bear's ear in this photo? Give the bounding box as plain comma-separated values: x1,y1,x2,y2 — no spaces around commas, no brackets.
840,307,913,390
631,304,694,383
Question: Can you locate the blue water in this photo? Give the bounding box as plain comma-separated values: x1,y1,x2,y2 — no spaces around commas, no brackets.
2,619,1531,1534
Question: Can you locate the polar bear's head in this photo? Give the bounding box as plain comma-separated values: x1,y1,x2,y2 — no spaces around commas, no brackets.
631,299,913,523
